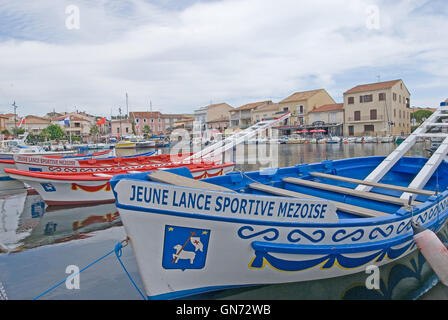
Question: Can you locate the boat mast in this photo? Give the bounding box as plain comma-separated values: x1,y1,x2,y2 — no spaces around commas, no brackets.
12,101,18,134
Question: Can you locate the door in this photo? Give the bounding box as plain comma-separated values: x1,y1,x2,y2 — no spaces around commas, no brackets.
348,126,354,136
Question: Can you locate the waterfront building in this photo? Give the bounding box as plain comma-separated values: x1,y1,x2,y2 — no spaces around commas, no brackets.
207,115,230,131
251,103,281,124
0,115,10,133
229,100,272,128
278,89,336,127
111,119,133,138
194,102,233,131
308,103,344,136
130,111,165,136
343,79,411,136
173,117,194,132
163,113,194,134
9,115,51,135
52,113,93,141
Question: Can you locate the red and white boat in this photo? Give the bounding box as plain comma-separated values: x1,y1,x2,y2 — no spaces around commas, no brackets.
12,152,193,174
4,162,235,206
0,149,117,191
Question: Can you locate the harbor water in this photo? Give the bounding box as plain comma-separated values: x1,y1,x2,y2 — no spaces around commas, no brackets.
1,141,447,300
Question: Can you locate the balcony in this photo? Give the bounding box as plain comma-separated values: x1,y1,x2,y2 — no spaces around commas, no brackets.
347,114,385,123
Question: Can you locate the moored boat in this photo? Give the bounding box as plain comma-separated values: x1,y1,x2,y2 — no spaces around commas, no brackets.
4,162,235,206
0,149,154,191
110,156,448,299
115,141,136,149
12,152,181,174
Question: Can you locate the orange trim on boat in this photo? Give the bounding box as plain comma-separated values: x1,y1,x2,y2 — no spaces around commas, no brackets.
71,182,111,192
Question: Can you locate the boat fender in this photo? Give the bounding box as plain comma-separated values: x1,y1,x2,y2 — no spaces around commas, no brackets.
412,221,448,286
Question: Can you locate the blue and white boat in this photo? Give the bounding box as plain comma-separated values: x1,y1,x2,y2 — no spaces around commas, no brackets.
110,103,448,299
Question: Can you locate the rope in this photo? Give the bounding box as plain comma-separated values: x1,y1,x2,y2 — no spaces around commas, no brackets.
32,247,115,300
235,166,261,184
32,238,147,300
114,239,147,300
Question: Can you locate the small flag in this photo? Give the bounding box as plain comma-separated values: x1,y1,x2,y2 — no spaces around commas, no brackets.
96,117,106,125
17,117,25,127
64,117,70,125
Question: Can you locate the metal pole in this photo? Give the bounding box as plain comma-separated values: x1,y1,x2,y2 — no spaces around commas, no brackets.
12,101,18,133
119,107,122,141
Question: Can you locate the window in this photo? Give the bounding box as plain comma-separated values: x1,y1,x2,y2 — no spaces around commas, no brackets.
298,105,304,114
329,112,337,123
348,97,354,104
360,95,373,103
399,95,401,103
394,109,396,117
370,109,377,120
354,111,361,121
399,110,402,118
393,93,397,101
125,127,129,133
158,118,161,123
364,125,374,132
379,93,386,101
144,118,147,123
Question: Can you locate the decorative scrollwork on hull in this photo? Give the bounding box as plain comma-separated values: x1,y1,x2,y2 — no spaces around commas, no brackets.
237,226,279,241
287,229,325,243
332,229,364,242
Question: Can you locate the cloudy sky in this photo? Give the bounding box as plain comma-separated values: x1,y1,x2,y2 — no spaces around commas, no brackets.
0,0,447,117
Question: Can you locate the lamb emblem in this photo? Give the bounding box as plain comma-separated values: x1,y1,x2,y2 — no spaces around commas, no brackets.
163,225,211,270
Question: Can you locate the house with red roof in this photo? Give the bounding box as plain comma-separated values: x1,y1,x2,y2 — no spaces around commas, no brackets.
343,79,411,136
308,103,344,136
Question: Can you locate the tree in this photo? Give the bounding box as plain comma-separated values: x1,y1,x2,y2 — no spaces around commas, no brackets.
41,124,65,141
143,125,151,138
131,121,136,135
411,110,433,124
11,127,25,137
1,129,10,135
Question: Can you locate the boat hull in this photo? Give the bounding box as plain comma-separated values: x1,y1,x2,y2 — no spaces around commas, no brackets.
110,156,448,299
6,164,234,206
117,204,445,299
115,142,136,149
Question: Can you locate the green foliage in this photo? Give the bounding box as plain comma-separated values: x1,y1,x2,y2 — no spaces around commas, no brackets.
143,125,151,138
411,110,433,123
1,129,10,135
11,127,25,136
41,124,66,140
132,122,136,135
90,125,99,135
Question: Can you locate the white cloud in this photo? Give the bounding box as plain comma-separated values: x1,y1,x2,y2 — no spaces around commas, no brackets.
0,0,447,117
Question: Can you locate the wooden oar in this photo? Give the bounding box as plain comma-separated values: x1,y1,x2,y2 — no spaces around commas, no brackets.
283,177,421,206
148,170,235,192
249,183,388,218
309,172,435,196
